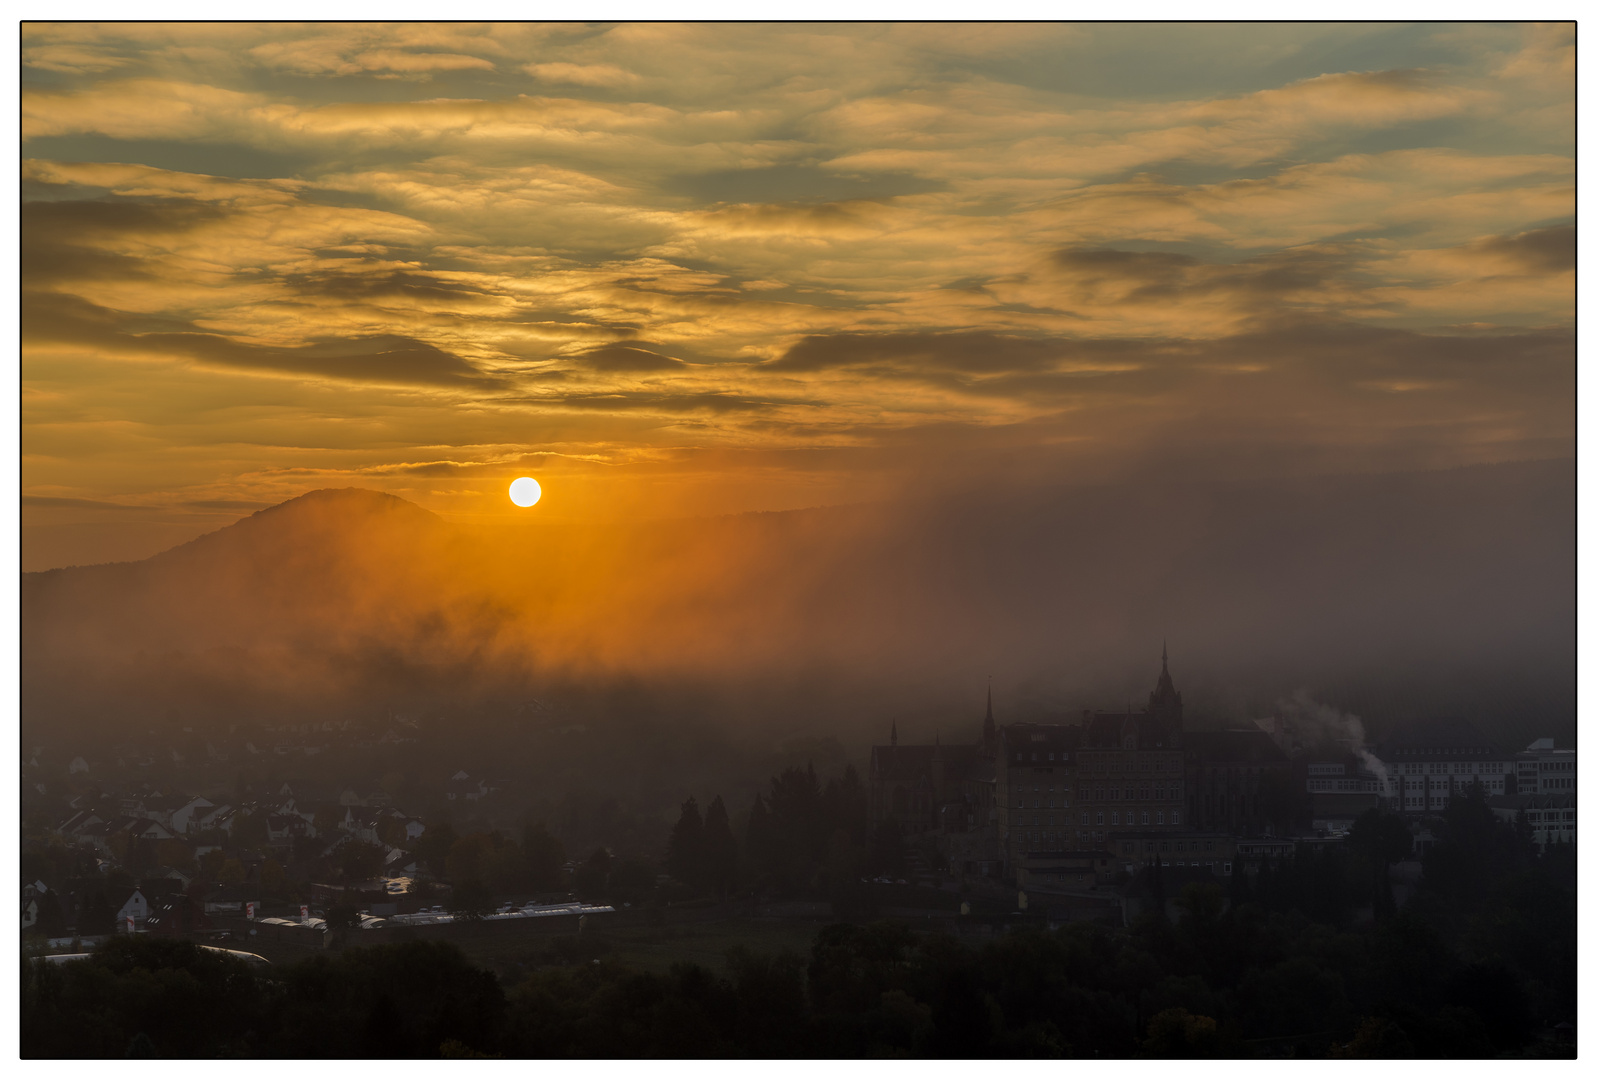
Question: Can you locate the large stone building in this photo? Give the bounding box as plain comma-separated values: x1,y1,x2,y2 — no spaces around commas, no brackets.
869,649,1275,887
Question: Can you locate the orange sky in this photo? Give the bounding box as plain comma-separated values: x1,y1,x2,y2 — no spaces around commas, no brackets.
20,22,1574,570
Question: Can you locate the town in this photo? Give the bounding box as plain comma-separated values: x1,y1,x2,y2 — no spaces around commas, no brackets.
22,653,1575,957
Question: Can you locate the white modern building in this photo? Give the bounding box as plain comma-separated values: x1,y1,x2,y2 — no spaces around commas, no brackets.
1515,738,1576,796
1488,794,1575,849
1375,719,1512,815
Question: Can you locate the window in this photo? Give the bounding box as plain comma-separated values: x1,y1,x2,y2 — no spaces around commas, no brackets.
1080,812,1088,825
1141,811,1150,825
1096,812,1104,826
1157,811,1165,825
1172,812,1181,825
1111,811,1120,825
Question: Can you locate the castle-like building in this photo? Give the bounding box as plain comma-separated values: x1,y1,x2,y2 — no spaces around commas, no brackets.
868,649,1291,889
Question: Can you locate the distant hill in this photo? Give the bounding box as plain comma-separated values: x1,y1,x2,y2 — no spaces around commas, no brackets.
21,460,1575,746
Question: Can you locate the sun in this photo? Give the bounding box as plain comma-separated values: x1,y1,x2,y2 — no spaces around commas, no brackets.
508,476,542,507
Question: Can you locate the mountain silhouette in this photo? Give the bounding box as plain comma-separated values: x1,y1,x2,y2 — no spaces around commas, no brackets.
21,462,1575,746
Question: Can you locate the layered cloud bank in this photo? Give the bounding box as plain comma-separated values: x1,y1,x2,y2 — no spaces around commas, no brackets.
21,23,1574,565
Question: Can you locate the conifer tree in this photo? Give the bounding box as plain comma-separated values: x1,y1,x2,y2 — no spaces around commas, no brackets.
701,795,740,896
666,797,704,890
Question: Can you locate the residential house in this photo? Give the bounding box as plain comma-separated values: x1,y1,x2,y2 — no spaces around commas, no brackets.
169,797,218,835
266,814,317,844
115,888,150,930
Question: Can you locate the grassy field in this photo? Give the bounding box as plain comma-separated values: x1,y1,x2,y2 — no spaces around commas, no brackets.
450,915,828,982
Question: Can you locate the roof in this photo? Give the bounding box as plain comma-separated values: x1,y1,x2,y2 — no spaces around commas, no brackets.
1184,729,1290,764
1377,719,1501,759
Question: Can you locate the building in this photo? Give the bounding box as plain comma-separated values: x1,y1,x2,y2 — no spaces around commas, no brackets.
868,694,998,839
1375,719,1513,816
872,648,1268,887
1185,728,1292,835
1488,793,1576,849
1515,738,1576,796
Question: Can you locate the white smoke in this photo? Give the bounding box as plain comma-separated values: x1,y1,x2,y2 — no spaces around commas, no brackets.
1276,689,1393,794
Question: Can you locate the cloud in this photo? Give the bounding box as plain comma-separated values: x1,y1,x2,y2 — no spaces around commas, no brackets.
569,344,688,372
21,495,146,511
23,291,496,388
1470,224,1575,274
523,62,639,87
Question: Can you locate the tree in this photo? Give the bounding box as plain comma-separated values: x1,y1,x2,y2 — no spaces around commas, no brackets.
218,859,246,886
339,842,385,883
449,880,494,922
1142,1007,1222,1057
521,821,567,892
232,811,268,850
261,859,288,897
701,796,739,895
574,849,611,901
869,816,905,877
666,797,705,889
415,820,458,877
1349,808,1412,917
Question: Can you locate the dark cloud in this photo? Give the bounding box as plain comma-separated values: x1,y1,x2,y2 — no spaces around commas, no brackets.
1474,225,1575,274
21,198,229,285
286,269,500,306
1050,244,1349,305
22,291,498,388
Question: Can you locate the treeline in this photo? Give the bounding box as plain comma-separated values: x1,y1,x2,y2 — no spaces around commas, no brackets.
22,788,1574,1058
665,763,874,899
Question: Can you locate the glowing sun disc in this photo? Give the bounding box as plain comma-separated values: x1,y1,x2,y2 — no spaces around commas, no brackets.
508,476,542,507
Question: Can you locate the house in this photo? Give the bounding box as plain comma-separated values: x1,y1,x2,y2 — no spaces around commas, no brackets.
384,848,420,876
194,802,234,832
169,796,217,835
57,809,106,838
446,773,490,801
339,807,383,845
141,867,194,891
22,881,49,931
115,888,150,929
266,814,317,844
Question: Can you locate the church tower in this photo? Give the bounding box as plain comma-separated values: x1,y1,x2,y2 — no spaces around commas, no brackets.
1147,642,1184,742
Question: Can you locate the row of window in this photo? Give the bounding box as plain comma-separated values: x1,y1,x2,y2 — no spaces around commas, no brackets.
1120,838,1215,854
1011,809,1183,828
1399,762,1506,775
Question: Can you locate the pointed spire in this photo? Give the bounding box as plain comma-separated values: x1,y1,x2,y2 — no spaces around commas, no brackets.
1162,639,1168,673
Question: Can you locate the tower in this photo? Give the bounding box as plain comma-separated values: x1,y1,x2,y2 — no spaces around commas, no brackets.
1147,642,1183,742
